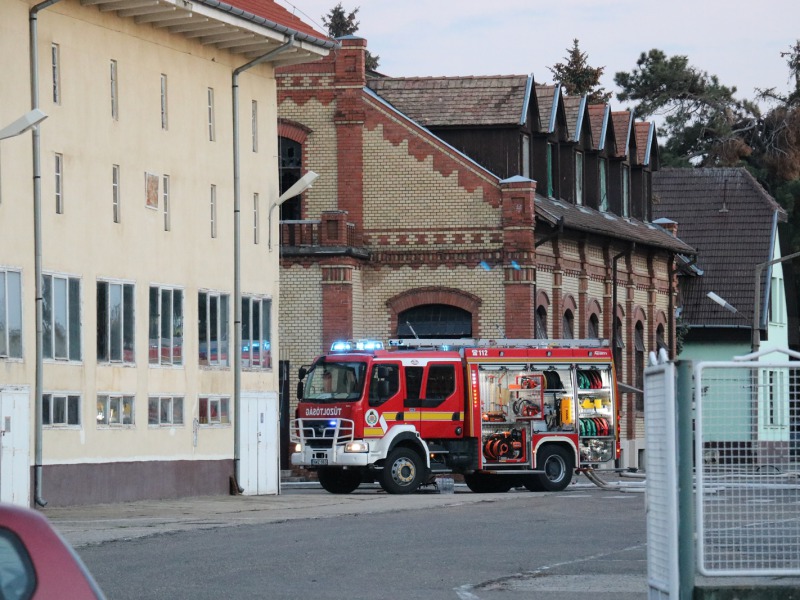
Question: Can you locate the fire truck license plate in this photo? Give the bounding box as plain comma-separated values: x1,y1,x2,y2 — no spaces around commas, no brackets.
311,458,328,465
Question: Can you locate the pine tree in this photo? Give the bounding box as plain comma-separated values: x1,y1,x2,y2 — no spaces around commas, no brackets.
322,3,380,71
548,39,611,103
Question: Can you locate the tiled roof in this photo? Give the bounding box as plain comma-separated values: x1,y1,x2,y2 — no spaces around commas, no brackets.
535,85,558,133
634,122,652,165
610,111,632,158
652,168,787,326
587,104,607,151
367,75,531,127
562,95,584,143
535,196,695,254
222,0,329,40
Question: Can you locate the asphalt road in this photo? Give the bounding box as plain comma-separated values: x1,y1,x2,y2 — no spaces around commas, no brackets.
47,478,650,600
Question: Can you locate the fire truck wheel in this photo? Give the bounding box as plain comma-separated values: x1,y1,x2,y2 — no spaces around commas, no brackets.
463,473,513,493
317,467,362,494
534,446,575,492
380,447,424,494
522,475,544,492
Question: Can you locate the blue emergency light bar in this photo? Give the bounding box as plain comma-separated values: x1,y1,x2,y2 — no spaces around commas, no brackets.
330,339,384,352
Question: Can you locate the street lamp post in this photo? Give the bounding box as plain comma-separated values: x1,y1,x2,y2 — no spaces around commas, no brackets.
0,109,47,141
268,170,319,251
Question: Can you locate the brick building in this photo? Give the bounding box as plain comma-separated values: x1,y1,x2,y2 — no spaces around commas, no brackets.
275,37,693,469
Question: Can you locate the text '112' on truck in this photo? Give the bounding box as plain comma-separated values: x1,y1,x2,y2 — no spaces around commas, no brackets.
290,338,620,494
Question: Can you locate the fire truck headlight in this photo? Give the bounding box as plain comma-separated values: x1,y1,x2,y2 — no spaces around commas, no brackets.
344,441,369,453
293,443,302,453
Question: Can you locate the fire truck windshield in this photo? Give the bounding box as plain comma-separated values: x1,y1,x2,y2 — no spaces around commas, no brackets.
303,361,366,403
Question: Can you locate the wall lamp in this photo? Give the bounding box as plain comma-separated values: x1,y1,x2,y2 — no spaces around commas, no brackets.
268,170,318,250
0,109,47,141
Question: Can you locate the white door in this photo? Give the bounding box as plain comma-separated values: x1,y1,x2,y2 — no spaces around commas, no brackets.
239,392,279,495
0,387,31,506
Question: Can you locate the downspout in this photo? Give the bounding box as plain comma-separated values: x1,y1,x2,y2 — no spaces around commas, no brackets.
232,35,295,493
30,0,62,509
611,244,633,469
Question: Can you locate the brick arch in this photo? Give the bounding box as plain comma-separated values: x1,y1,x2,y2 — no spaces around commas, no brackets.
562,294,577,313
278,119,312,144
386,287,482,336
586,297,602,318
632,305,647,324
536,289,551,308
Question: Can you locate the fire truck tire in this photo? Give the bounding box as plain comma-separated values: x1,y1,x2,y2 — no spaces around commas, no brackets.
380,447,425,494
522,475,544,492
463,473,513,493
533,446,575,492
317,467,362,494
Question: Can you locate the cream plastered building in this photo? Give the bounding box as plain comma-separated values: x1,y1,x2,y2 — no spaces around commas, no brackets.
0,0,332,506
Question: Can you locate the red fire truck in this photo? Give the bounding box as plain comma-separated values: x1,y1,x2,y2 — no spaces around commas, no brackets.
290,338,620,494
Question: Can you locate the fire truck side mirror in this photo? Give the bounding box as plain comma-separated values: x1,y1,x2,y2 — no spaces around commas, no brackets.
298,367,308,380
296,382,304,400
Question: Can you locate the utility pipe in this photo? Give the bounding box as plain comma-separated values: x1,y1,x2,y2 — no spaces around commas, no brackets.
30,0,62,509
231,36,295,492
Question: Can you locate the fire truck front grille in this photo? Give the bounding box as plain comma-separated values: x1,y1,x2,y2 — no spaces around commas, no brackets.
290,418,355,447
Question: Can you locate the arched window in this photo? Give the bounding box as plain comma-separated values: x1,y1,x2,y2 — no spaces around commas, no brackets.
656,324,667,351
536,306,548,339
635,321,645,410
587,313,600,339
613,316,624,376
396,304,472,339
562,309,574,339
278,137,302,220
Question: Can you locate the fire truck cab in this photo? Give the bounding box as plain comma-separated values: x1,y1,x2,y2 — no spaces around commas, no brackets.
291,339,620,495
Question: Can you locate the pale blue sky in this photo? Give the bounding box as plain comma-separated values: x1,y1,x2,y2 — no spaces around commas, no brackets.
281,0,800,111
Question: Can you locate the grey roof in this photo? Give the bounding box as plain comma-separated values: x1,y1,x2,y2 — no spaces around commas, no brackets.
535,196,695,254
367,75,531,127
652,167,787,327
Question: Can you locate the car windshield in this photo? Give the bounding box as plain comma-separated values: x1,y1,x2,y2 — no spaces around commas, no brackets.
303,361,366,403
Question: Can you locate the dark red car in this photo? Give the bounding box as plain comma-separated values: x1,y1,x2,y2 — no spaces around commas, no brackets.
0,504,105,599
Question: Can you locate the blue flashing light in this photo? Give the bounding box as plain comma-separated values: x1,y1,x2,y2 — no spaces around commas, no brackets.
328,420,338,427
330,341,353,352
356,340,384,351
330,339,383,352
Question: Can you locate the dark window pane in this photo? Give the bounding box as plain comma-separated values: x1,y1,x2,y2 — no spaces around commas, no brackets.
123,284,135,362
198,293,208,365
148,398,159,424
426,365,455,400
67,395,79,425
109,283,122,361
173,397,183,425
97,282,108,360
42,275,53,359
54,277,67,359
406,366,423,400
149,287,159,365
161,289,172,364
68,278,81,361
173,290,183,365
42,394,51,425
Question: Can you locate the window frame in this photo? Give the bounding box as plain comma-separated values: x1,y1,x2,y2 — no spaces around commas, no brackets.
96,393,135,427
198,290,229,367
241,295,272,370
42,272,81,362
0,269,23,359
160,73,168,130
251,99,258,152
207,87,215,142
96,280,135,364
42,393,81,427
148,395,184,426
162,174,170,231
51,43,60,105
575,151,584,205
210,184,217,238
198,395,230,426
110,59,118,120
55,152,63,214
149,284,183,367
598,157,608,212
253,192,260,244
112,164,120,223
622,164,630,218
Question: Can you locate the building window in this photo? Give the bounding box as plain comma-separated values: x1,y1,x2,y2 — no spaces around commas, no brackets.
51,43,60,105
253,193,260,244
599,158,608,212
207,87,215,141
96,394,134,426
241,296,271,369
770,276,785,325
42,274,81,361
587,313,600,339
765,370,786,427
575,151,584,205
55,153,63,214
148,396,184,426
149,286,183,366
0,269,23,359
198,291,229,367
279,137,302,220
536,306,548,339
622,164,630,217
199,396,230,425
110,59,118,120
614,317,624,377
251,100,258,152
656,324,667,352
210,184,217,238
162,175,170,231
112,164,120,223
97,281,135,363
546,143,554,198
160,74,168,130
562,310,574,339
43,393,80,427
521,134,530,178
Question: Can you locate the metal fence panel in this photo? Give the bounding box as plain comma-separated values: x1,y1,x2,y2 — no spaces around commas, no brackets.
645,351,679,599
695,357,800,576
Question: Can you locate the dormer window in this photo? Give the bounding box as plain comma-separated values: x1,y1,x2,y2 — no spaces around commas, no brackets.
599,158,608,212
575,151,584,205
